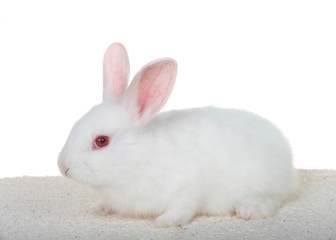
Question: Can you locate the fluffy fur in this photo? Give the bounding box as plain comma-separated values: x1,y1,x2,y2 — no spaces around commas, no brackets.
58,43,298,227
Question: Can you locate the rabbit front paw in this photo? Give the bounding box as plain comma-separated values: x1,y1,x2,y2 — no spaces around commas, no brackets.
154,209,194,228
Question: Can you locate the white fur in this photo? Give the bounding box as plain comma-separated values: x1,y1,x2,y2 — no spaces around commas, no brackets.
58,43,298,227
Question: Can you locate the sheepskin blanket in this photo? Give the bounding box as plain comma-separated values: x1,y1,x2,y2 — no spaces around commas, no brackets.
0,170,335,240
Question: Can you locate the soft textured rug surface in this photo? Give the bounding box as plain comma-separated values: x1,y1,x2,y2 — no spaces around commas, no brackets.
0,170,335,240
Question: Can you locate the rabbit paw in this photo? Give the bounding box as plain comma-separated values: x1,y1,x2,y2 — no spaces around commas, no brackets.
235,198,279,220
154,210,193,228
93,204,114,216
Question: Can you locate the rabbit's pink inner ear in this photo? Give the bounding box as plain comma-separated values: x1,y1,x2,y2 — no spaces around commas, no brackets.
126,59,177,118
103,43,130,101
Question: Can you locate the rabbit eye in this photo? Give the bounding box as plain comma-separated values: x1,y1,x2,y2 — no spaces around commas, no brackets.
93,135,110,149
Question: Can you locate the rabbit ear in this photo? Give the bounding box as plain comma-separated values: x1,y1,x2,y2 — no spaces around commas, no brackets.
103,43,130,101
125,58,177,122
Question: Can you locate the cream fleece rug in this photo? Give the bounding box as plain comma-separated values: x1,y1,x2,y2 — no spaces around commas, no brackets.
0,170,335,240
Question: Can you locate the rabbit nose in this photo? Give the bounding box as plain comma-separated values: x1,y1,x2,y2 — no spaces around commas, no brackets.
60,164,70,177
58,157,70,177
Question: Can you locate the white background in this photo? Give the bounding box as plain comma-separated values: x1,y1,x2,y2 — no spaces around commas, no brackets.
0,0,335,177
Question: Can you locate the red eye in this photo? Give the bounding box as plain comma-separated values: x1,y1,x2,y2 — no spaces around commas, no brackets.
93,135,110,149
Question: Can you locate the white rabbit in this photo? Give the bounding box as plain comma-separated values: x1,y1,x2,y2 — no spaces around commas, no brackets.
58,43,298,227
